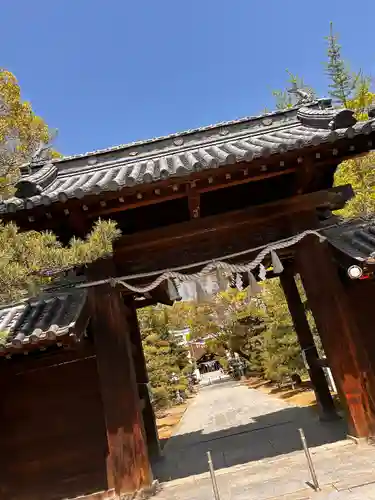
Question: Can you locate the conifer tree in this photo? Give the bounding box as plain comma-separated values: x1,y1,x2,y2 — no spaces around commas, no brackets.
256,278,306,383
137,305,190,409
325,22,357,107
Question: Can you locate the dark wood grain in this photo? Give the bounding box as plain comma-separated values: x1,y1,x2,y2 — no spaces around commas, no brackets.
124,297,161,459
280,264,338,419
88,283,152,496
295,214,375,437
0,353,108,500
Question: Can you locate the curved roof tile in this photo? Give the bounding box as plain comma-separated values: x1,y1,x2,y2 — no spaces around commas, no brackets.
2,100,374,213
0,290,87,356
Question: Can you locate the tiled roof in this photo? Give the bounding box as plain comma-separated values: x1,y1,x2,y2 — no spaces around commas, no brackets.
3,99,375,213
0,290,87,357
324,218,375,264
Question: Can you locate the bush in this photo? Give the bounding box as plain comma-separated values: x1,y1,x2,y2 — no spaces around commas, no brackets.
152,387,170,408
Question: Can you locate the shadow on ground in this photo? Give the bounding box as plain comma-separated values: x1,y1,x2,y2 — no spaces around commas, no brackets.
153,400,347,483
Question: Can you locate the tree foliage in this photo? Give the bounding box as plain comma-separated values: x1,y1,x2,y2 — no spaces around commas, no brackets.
0,69,59,198
346,75,375,120
272,24,375,219
334,152,375,218
0,70,121,302
0,219,120,303
326,26,375,218
140,279,309,384
137,305,191,409
256,279,305,383
325,25,375,217
325,22,358,107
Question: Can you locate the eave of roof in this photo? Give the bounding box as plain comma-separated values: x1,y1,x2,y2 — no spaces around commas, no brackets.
0,290,87,357
3,99,374,213
323,217,375,265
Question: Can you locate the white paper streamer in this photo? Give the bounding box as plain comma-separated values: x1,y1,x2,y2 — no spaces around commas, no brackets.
258,264,267,281
167,278,180,301
235,273,243,291
216,267,229,292
247,272,262,299
271,250,284,274
195,280,210,303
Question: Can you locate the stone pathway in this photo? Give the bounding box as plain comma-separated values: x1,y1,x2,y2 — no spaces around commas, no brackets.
153,377,375,499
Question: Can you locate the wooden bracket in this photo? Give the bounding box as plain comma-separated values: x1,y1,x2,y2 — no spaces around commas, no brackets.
187,185,200,219
295,158,314,195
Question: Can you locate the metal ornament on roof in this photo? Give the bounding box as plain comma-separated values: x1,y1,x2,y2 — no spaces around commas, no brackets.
287,82,315,105
28,128,58,170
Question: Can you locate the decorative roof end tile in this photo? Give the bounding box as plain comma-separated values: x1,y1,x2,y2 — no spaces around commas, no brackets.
14,163,58,199
297,107,357,130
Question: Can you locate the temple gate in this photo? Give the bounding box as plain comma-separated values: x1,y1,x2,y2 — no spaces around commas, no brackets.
1,98,375,498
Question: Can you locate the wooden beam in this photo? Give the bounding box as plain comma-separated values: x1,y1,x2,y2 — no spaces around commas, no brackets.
279,265,338,420
295,213,375,438
88,166,296,220
88,283,152,495
114,185,353,254
114,221,291,276
124,297,161,459
197,168,296,194
88,192,187,218
294,159,314,195
110,186,352,276
187,185,200,219
133,297,157,309
343,279,375,377
66,212,91,238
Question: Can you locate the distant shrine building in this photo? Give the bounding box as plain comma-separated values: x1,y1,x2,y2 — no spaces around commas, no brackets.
1,98,375,499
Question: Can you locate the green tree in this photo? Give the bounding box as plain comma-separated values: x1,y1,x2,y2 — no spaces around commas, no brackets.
137,305,191,409
0,69,121,302
257,279,306,383
175,288,259,361
270,25,375,219
334,152,375,218
346,75,375,120
0,219,120,303
325,25,375,217
325,23,358,107
0,69,59,198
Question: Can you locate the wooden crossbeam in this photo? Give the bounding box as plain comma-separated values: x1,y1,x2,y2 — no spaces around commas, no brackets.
114,185,353,254
113,185,353,276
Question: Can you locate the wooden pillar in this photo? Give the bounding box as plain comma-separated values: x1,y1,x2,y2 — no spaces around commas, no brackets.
279,265,338,420
88,283,153,496
124,297,162,460
343,279,375,373
295,224,375,438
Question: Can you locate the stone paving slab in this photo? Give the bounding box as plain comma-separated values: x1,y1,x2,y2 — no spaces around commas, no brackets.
156,440,375,499
154,377,375,499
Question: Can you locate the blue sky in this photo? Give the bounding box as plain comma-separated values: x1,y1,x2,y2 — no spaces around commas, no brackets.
2,1,375,156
